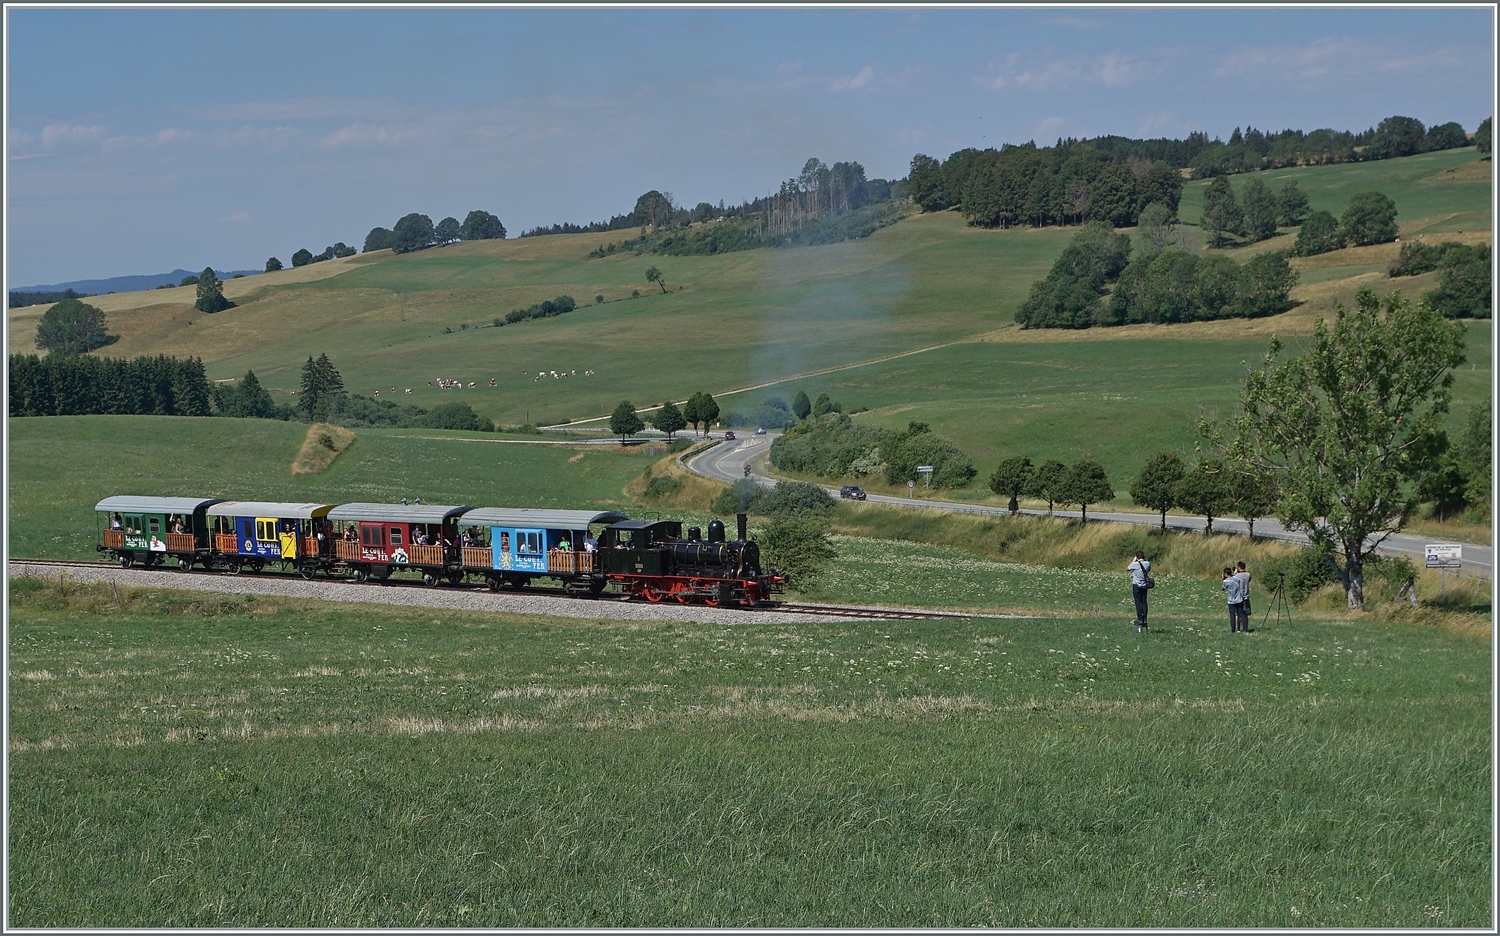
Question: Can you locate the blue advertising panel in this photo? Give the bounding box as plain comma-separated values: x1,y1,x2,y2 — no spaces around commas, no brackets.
491,527,547,572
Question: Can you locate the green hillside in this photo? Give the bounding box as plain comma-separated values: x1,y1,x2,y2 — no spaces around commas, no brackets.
10,148,1491,496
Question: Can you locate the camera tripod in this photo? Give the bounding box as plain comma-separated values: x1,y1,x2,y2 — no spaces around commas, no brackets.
1260,571,1292,628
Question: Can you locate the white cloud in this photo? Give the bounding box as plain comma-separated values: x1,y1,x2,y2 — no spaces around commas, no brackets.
319,122,419,148
1213,35,1446,82
832,65,874,92
220,210,255,224
154,127,193,146
40,123,106,147
978,49,1162,93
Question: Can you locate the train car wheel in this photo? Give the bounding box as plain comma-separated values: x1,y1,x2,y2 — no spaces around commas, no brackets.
445,570,463,584
299,564,316,581
485,576,501,591
421,571,439,587
352,567,369,584
227,561,242,575
177,556,193,572
119,553,134,569
250,559,265,572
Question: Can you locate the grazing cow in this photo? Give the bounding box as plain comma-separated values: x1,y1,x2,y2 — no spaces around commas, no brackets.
374,390,379,396
405,388,412,394
468,382,475,389
489,378,497,386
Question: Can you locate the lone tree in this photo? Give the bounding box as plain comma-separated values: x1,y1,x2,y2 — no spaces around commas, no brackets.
988,455,1036,514
1228,461,1279,539
265,257,283,272
297,353,345,423
1060,459,1114,522
1026,459,1070,515
363,227,393,252
645,266,668,293
34,298,116,355
610,400,644,440
1129,451,1186,530
683,391,719,435
1226,287,1466,608
195,267,232,313
650,400,686,439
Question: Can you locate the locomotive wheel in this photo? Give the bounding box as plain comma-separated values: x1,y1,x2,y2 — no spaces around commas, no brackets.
177,556,193,572
299,564,316,581
485,576,501,592
352,567,369,584
119,553,134,569
644,584,664,603
421,571,439,587
670,581,691,604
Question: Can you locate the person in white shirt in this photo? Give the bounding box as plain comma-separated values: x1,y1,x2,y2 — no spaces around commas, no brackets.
1127,551,1152,633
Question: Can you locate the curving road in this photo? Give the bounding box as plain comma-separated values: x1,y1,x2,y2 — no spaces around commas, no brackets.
686,435,1493,577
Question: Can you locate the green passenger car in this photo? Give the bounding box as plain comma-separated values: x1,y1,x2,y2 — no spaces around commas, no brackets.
96,495,223,570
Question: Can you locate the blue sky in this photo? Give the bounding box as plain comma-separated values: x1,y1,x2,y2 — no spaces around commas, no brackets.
6,6,1493,286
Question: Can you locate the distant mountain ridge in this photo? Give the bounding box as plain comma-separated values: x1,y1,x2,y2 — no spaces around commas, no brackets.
11,269,262,296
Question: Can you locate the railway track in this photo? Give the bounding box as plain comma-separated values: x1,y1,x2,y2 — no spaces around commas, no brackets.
11,558,1000,621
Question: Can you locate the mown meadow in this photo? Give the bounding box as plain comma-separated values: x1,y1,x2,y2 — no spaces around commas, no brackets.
8,572,1489,927
7,415,663,560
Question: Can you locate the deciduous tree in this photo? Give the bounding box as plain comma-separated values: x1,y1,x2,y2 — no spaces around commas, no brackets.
1339,191,1398,246
459,210,506,241
434,217,461,245
1129,451,1186,530
1292,210,1342,257
265,257,283,272
1239,177,1279,242
1060,459,1114,521
645,266,667,293
650,400,686,439
989,455,1036,513
1174,458,1234,534
1226,287,1466,608
291,248,314,267
610,400,644,439
792,391,812,420
34,298,115,355
391,213,435,254
1026,459,1069,514
363,227,393,252
1276,180,1310,227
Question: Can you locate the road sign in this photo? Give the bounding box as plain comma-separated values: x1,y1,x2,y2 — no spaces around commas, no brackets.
916,466,934,473
907,480,915,489
1425,544,1462,569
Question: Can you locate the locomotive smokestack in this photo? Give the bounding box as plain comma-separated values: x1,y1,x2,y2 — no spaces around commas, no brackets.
736,513,747,542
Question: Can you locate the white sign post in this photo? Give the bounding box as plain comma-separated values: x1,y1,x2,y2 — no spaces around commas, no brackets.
907,480,915,497
917,465,934,489
1426,543,1463,597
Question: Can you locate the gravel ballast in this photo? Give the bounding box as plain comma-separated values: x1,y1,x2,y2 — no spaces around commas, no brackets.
9,561,850,625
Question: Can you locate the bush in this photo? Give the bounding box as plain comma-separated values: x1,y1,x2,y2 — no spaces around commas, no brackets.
753,481,837,516
1260,547,1340,603
1387,240,1449,277
757,515,837,592
1425,244,1492,319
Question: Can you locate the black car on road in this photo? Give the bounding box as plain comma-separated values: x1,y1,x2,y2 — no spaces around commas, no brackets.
840,485,867,500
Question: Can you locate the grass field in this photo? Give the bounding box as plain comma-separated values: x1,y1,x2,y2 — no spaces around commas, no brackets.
7,415,665,560
7,574,1489,927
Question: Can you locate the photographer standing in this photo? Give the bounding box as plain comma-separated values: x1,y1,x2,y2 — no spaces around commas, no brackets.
1222,567,1246,632
1128,550,1152,633
1233,561,1252,632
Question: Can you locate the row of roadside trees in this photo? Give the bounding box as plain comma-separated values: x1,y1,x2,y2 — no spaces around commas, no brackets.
608,393,721,439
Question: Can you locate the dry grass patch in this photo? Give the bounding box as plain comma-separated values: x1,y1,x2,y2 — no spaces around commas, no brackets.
291,423,356,475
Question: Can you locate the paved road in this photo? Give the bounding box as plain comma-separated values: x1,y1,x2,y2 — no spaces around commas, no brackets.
686,435,1493,577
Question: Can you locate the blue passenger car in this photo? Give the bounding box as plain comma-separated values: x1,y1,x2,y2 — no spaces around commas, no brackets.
206,502,336,575
457,508,629,591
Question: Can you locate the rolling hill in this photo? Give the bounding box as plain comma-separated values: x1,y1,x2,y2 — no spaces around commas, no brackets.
9,147,1491,489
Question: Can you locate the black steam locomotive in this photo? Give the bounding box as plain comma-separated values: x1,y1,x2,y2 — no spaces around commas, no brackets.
599,513,782,606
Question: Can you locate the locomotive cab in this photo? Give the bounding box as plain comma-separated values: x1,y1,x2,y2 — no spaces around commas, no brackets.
601,521,681,576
